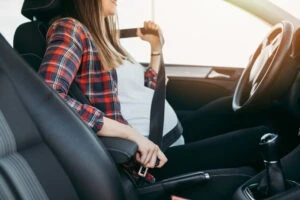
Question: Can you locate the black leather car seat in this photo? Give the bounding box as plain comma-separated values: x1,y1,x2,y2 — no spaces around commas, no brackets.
14,0,92,105
0,33,134,199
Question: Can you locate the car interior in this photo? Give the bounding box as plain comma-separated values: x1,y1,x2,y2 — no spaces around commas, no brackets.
1,0,300,199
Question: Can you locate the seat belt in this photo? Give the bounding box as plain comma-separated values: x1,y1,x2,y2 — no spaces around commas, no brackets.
69,83,91,105
149,55,166,147
138,54,166,177
121,28,167,153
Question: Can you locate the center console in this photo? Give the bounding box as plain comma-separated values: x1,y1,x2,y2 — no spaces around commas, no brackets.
114,132,300,200
234,133,300,200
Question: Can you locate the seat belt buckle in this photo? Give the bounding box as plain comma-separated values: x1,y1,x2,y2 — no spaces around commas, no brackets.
138,166,149,177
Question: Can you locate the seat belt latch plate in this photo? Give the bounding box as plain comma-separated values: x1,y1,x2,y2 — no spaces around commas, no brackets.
138,166,148,177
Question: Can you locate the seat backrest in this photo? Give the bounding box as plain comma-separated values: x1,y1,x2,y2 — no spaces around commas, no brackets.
14,21,47,72
14,0,95,105
14,0,63,69
0,33,127,199
14,19,92,105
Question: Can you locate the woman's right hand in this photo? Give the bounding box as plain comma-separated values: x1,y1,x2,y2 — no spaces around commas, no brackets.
129,133,168,168
98,117,167,168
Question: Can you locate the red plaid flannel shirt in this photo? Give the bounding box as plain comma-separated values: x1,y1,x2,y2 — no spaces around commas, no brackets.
39,18,157,132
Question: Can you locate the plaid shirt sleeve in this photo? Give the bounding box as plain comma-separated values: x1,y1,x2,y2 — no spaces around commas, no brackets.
39,19,104,132
144,67,158,89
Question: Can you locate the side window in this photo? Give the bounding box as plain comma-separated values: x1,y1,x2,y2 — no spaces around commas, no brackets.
0,0,29,46
119,0,271,68
118,0,152,62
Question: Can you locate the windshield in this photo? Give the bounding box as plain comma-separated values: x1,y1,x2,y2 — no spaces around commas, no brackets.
269,0,300,19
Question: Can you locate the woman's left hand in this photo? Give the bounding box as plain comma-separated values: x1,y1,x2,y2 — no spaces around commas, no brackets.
137,21,164,52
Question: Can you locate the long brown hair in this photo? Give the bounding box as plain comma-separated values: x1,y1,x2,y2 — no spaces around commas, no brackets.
61,0,133,70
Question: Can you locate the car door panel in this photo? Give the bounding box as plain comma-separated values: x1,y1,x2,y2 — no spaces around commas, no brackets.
165,65,266,142
166,65,244,111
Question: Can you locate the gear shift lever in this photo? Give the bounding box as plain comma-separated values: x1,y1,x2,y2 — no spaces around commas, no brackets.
257,133,286,197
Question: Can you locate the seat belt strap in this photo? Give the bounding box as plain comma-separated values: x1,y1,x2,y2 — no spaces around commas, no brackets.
69,83,91,105
138,54,166,177
148,55,166,147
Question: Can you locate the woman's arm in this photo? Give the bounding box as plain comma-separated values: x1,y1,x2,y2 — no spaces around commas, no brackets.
138,21,168,89
138,21,164,73
39,19,105,132
98,117,167,168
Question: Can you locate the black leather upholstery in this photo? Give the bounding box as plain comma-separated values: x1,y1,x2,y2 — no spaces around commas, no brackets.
14,21,47,72
15,0,60,72
22,0,62,22
0,33,129,199
100,137,138,164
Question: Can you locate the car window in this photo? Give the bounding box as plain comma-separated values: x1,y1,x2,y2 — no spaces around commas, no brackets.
0,0,271,68
119,0,271,68
0,0,29,46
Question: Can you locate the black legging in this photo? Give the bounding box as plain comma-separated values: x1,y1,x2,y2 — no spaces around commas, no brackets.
177,96,268,143
151,126,269,180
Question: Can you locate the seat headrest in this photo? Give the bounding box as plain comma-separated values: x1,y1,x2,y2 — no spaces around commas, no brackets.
21,0,62,22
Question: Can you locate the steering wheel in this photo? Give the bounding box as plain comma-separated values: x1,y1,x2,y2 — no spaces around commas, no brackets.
232,21,293,111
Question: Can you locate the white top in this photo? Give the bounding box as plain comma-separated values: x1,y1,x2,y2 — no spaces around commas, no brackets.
116,60,184,147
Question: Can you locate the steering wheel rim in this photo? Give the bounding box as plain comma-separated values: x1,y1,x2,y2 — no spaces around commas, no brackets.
232,21,293,112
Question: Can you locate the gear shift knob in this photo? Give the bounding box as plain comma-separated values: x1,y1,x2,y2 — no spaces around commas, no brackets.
257,133,286,196
259,133,280,162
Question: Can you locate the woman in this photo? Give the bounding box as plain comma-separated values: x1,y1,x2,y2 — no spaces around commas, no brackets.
39,0,268,180
39,0,179,170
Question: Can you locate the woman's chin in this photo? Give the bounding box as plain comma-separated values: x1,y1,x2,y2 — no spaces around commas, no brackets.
104,11,117,17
